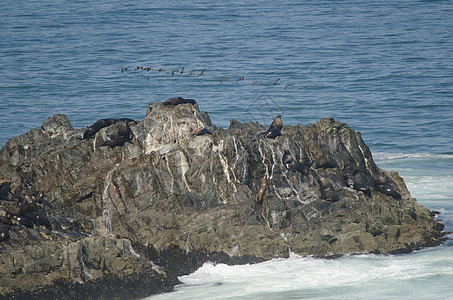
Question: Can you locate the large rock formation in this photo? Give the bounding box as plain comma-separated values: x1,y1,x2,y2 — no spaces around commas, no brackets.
0,100,446,299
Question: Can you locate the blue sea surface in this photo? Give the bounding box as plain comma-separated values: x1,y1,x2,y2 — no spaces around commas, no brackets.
1,1,452,299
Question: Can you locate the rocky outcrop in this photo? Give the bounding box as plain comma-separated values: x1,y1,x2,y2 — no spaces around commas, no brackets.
0,100,446,298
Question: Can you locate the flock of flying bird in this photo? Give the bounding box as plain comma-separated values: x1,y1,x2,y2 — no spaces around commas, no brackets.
121,65,310,91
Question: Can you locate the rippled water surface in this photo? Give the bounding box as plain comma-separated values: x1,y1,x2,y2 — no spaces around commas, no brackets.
1,1,452,299
1,0,452,153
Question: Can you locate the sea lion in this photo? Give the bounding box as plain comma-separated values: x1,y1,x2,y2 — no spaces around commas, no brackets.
345,175,371,197
0,225,9,242
19,200,39,213
83,118,117,139
282,150,310,175
1,215,11,225
163,97,197,106
6,204,21,217
101,121,134,148
102,135,127,148
22,211,52,228
256,175,269,205
375,173,401,198
319,177,340,202
117,122,132,139
0,180,12,201
116,118,137,124
259,115,283,139
12,216,34,228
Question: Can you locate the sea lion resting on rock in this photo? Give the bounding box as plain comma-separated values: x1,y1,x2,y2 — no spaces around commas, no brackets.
318,177,340,202
282,150,310,175
22,211,52,228
163,97,197,106
0,225,9,242
102,122,133,149
0,180,13,201
259,115,283,139
256,175,270,205
344,175,371,197
83,118,137,140
83,118,117,139
375,172,401,198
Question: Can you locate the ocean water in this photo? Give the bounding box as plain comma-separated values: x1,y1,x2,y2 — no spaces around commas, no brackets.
1,1,452,299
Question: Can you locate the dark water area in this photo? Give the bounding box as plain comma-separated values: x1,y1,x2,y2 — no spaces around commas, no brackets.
1,0,452,155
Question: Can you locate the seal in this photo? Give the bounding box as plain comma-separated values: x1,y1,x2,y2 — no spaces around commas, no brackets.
344,175,371,197
319,177,340,202
163,97,197,106
83,118,117,139
259,115,283,139
256,175,269,205
282,150,310,175
375,172,401,198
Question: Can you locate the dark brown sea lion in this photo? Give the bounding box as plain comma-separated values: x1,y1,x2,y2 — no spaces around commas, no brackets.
116,118,137,124
6,204,21,217
101,121,134,149
19,200,39,213
83,118,117,139
12,216,34,228
1,216,11,225
259,115,283,139
0,180,12,201
256,175,269,205
102,135,128,148
163,97,197,106
0,225,9,241
117,122,132,139
22,211,52,228
375,172,401,198
345,175,371,197
282,150,310,175
319,177,340,202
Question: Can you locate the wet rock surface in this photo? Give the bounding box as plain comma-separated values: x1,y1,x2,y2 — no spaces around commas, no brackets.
0,100,447,298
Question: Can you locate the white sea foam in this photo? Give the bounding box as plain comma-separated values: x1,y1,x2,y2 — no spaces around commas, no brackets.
148,248,453,300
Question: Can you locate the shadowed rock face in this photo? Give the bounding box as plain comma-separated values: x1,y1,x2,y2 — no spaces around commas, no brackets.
0,102,446,298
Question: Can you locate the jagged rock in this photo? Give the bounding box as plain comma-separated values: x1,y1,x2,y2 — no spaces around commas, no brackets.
0,101,446,298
